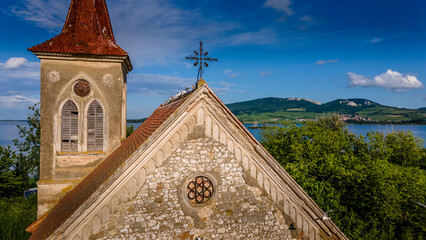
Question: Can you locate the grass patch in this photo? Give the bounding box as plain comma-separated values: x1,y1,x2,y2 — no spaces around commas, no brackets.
286,108,305,112
0,195,37,240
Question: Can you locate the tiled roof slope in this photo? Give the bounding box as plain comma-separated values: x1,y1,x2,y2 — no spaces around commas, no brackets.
28,98,186,240
28,0,127,56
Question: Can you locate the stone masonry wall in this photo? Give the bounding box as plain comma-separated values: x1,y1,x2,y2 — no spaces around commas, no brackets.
94,138,296,239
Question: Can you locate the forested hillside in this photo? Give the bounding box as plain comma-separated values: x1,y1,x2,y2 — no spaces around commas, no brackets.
226,97,426,123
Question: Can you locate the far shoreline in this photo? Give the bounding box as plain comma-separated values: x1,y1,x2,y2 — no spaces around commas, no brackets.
0,120,28,123
2,119,425,126
242,121,426,127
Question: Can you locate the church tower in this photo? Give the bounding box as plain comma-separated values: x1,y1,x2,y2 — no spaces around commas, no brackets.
29,0,132,217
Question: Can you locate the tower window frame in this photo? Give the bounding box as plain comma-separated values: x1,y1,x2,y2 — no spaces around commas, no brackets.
87,100,104,152
61,100,79,152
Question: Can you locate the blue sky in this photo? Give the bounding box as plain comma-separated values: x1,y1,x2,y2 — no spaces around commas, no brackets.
0,0,425,119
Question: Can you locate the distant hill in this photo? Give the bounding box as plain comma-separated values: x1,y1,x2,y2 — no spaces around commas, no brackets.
320,99,380,113
127,118,147,123
226,97,322,115
0,120,28,123
226,97,426,124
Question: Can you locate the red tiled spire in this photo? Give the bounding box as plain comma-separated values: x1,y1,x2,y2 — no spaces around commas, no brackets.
29,0,127,56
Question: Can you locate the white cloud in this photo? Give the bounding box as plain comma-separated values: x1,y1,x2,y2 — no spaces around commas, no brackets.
211,81,235,94
370,38,382,44
128,75,240,97
10,0,69,30
298,15,316,30
223,69,240,78
223,69,233,75
229,72,240,78
128,73,195,97
264,0,294,17
0,57,40,80
224,28,278,46
259,70,272,76
5,57,29,69
316,59,339,65
0,57,41,102
300,15,314,23
0,57,40,118
0,95,39,108
347,69,423,92
218,81,234,88
347,72,371,86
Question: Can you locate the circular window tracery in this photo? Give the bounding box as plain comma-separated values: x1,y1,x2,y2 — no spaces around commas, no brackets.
73,80,91,97
186,176,214,204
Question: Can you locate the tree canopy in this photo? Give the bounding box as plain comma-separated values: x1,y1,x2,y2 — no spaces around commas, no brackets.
261,117,426,239
0,104,40,239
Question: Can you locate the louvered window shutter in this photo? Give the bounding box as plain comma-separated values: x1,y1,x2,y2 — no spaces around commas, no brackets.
61,101,79,152
87,101,103,151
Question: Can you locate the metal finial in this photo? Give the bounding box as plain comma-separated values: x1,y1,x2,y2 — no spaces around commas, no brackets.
186,41,217,82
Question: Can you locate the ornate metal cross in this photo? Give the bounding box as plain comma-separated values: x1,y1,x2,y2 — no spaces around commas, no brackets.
186,41,217,81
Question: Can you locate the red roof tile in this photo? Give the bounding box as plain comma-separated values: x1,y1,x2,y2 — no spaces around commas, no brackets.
28,98,186,239
28,0,127,56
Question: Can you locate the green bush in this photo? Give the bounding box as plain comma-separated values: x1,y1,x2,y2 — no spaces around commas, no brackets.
0,194,37,240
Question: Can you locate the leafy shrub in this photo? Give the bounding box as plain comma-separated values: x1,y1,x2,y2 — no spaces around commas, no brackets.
0,194,37,240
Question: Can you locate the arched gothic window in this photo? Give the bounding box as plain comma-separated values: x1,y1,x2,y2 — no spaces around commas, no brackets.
61,100,78,152
87,101,103,151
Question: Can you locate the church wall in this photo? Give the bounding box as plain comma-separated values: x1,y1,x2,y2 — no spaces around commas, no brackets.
37,56,128,217
94,138,295,239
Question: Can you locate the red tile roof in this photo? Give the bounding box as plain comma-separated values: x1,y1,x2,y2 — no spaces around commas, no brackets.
28,98,186,239
28,0,127,56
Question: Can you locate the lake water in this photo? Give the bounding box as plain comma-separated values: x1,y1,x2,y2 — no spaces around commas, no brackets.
242,124,426,147
0,122,28,150
127,122,426,147
2,122,425,149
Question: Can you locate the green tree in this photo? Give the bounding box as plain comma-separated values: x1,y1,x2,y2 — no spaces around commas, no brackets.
0,146,27,198
0,104,40,239
385,130,425,168
13,103,40,182
261,117,426,239
316,114,345,131
126,124,135,137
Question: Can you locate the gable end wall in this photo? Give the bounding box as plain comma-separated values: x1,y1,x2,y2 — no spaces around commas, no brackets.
50,88,344,240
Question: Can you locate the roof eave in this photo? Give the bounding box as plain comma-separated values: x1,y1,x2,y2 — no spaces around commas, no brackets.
28,50,133,72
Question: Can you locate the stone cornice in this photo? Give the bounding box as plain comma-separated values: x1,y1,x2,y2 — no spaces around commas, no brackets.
31,52,133,73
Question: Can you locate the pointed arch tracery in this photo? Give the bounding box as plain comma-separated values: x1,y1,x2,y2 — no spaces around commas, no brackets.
61,100,79,152
87,100,103,151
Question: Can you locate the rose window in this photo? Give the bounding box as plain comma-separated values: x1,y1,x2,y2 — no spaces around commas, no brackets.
186,176,214,204
73,80,91,97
